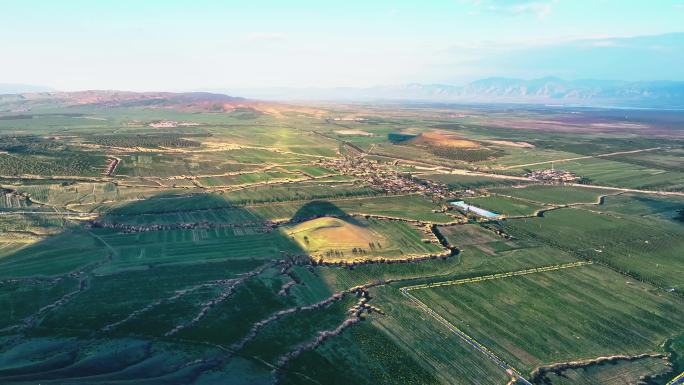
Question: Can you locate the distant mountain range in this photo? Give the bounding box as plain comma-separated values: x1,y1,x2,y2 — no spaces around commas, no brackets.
3,78,684,109
0,83,54,94
224,78,684,108
0,91,256,113
33,90,246,108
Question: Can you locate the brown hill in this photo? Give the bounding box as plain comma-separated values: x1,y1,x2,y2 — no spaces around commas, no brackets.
22,91,247,111
16,90,328,116
407,132,480,148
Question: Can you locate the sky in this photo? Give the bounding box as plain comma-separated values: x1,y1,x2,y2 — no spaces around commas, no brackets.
1,0,683,91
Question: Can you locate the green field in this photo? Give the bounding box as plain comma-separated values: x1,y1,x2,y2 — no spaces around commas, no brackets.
510,157,684,191
250,194,456,223
93,226,302,273
491,185,613,205
0,230,109,278
1,97,683,385
537,356,671,385
412,264,684,374
503,204,684,291
421,173,527,189
284,216,445,262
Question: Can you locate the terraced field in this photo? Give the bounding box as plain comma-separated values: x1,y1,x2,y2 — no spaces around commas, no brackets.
0,99,683,385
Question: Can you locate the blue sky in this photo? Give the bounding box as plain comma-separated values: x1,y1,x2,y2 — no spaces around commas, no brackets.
1,0,683,90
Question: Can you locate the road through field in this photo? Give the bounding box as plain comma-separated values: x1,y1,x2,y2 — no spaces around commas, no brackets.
437,169,684,197
400,261,593,385
336,133,682,197
389,156,684,197
568,182,684,197
500,147,663,170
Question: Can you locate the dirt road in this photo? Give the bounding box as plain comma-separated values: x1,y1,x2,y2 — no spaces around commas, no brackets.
501,147,663,170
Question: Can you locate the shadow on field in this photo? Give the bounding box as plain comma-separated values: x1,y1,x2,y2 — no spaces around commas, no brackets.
0,192,375,385
291,200,366,227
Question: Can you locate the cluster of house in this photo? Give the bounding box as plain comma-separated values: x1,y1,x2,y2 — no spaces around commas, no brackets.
525,168,580,183
318,156,450,198
148,120,200,128
1,188,30,206
87,220,276,234
326,116,367,122
102,157,119,176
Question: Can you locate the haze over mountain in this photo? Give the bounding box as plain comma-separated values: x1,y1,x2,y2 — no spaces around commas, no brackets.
2,78,683,109
0,83,53,94
0,90,262,114
216,78,684,108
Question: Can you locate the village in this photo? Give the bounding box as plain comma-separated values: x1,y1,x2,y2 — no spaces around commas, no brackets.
148,120,201,128
525,167,580,183
317,155,451,200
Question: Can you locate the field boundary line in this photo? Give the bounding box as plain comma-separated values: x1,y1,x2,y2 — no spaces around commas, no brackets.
402,261,592,292
400,261,593,384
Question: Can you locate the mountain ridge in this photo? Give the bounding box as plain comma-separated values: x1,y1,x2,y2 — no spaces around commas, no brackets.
3,78,684,108
221,78,684,108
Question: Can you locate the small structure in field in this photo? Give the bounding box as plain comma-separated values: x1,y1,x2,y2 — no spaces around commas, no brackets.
148,121,200,128
450,201,502,220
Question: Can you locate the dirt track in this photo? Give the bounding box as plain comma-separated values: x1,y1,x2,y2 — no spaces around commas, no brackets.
501,147,663,170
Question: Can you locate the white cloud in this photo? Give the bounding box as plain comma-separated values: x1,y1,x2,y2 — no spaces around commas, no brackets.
464,0,555,19
590,40,621,47
245,32,287,43
507,2,553,18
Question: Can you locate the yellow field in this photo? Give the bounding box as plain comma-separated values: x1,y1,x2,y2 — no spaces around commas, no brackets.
284,217,383,257
408,131,480,149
